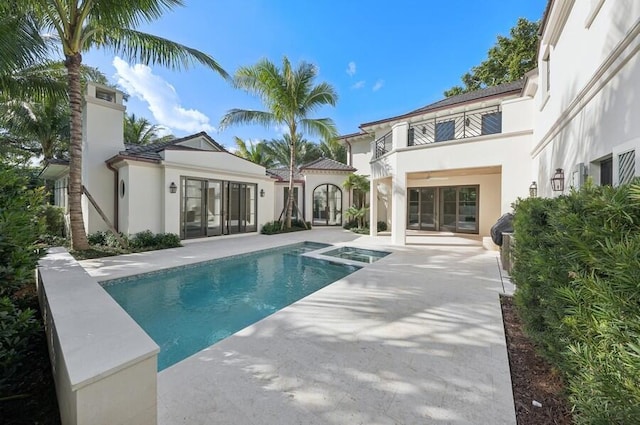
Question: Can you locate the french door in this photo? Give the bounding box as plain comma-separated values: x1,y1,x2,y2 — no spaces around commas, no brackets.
181,178,256,239
407,185,478,233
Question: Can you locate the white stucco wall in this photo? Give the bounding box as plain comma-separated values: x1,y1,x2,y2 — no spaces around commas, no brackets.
374,131,532,215
122,163,163,235
160,151,275,236
532,0,640,197
82,84,126,234
349,138,375,175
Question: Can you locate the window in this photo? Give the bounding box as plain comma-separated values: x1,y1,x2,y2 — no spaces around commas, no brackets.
600,157,612,186
481,112,502,135
618,150,635,185
284,187,299,219
435,120,455,142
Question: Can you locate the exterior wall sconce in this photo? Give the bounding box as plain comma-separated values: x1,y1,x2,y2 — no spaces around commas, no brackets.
529,181,538,198
260,189,265,197
169,182,177,194
550,168,564,192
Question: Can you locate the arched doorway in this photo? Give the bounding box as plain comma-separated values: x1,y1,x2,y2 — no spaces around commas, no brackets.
313,184,342,226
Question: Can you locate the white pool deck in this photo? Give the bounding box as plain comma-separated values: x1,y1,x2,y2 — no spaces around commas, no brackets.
81,228,516,425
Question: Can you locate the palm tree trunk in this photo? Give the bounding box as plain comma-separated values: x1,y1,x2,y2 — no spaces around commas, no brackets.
65,53,90,250
286,138,295,229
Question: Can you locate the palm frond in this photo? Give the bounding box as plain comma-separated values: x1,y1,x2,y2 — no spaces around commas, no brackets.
96,28,229,79
299,118,338,141
219,109,276,131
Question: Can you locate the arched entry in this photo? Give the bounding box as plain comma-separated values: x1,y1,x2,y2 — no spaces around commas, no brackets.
313,184,342,226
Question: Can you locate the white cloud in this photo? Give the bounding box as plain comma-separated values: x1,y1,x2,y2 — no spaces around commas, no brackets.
351,80,365,90
346,61,356,77
372,79,384,92
112,57,214,134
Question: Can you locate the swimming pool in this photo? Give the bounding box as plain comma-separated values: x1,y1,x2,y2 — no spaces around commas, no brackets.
322,247,390,263
102,242,359,371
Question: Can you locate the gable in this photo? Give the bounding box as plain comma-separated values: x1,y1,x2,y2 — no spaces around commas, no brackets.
176,135,223,151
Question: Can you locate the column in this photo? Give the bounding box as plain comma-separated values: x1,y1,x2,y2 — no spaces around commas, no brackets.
391,172,407,245
369,180,378,237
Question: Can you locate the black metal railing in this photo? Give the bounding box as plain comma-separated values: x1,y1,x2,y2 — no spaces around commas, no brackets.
373,130,393,159
408,106,502,146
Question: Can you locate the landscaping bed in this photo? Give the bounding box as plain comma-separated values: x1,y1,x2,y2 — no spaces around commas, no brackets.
501,294,572,425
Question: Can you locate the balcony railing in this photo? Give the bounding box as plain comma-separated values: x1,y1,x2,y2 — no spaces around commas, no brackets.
408,106,502,146
373,130,393,159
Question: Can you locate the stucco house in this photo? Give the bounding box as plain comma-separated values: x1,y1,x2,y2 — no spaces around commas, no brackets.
340,0,640,246
40,83,355,239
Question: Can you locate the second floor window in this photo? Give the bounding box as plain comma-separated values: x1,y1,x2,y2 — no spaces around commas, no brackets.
435,120,455,142
481,111,502,135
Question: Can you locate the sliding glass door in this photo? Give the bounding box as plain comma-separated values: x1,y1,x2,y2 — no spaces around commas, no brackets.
181,178,256,239
408,188,436,230
407,185,478,233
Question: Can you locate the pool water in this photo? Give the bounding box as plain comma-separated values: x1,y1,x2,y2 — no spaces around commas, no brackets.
102,242,359,371
322,247,390,263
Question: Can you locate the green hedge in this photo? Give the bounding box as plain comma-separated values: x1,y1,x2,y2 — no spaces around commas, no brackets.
512,181,640,424
261,219,311,235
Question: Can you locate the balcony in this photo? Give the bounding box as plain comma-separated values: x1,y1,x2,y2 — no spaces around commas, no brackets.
372,106,503,159
409,107,502,146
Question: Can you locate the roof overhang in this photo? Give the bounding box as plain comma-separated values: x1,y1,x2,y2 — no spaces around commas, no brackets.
39,160,69,180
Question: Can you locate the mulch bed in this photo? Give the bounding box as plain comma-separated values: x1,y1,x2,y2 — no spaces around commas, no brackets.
501,294,573,425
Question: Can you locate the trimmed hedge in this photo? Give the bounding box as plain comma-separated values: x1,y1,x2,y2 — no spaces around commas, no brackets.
261,219,311,235
511,181,640,424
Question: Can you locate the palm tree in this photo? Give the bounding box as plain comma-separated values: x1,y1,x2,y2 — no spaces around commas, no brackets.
124,113,173,145
319,135,347,163
343,173,370,228
1,95,70,159
220,57,338,228
264,134,322,168
233,137,275,168
16,0,228,250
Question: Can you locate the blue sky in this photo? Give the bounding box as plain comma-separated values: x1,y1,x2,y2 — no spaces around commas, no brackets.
82,0,547,148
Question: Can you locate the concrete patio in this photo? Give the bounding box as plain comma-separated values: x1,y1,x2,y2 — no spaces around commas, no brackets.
82,228,515,425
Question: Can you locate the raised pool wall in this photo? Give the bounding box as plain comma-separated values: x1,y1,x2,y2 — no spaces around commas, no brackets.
36,248,159,425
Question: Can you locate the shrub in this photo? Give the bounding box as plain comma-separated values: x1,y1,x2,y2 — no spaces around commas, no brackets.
377,221,388,232
129,231,181,250
343,220,358,230
261,220,310,235
0,297,39,392
512,181,640,423
41,205,66,237
87,230,107,246
0,164,46,297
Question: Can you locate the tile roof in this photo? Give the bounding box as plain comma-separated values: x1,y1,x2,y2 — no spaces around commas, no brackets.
267,168,304,182
117,131,226,162
360,80,525,128
299,157,356,171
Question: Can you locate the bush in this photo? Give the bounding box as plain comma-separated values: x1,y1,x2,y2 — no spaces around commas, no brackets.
87,230,107,246
512,181,640,423
377,221,388,232
129,230,181,250
0,164,46,297
0,297,39,391
41,205,66,238
261,220,310,235
343,220,358,230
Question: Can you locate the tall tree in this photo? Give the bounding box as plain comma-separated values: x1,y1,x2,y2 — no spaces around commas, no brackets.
233,137,275,168
263,134,322,168
319,136,347,164
220,57,338,228
444,18,539,97
1,95,70,159
124,113,173,145
15,0,228,250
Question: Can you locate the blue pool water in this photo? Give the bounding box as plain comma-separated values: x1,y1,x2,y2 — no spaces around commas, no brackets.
322,247,390,263
102,242,359,371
